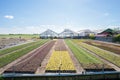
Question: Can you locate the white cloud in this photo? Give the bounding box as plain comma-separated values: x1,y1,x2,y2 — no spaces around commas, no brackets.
4,15,14,19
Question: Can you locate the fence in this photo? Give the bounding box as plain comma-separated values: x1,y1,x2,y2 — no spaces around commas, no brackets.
95,37,113,42
1,72,120,80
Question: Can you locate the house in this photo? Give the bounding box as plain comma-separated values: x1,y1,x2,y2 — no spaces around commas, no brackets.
95,28,114,42
77,29,94,38
96,28,114,37
40,29,58,38
59,29,78,38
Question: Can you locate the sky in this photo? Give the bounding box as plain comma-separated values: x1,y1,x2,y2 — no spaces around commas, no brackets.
0,0,120,34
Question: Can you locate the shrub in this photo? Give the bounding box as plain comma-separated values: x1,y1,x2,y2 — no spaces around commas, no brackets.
113,34,120,42
89,34,95,40
0,75,3,80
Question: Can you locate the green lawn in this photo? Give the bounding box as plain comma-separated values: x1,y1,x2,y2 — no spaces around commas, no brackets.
0,39,49,68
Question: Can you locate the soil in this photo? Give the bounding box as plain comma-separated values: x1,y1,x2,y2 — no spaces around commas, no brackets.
54,39,67,51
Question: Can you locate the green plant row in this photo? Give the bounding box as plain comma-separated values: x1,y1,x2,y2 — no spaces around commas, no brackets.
65,40,102,64
0,39,49,68
72,40,120,67
0,40,44,56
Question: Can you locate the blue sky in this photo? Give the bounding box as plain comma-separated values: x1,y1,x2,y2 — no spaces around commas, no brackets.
0,0,120,34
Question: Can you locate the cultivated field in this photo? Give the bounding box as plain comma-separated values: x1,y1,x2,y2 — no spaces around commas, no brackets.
45,51,76,73
65,40,114,72
45,39,76,73
83,40,120,55
0,38,26,49
0,40,48,71
5,40,55,73
71,40,120,67
0,34,39,49
0,39,120,75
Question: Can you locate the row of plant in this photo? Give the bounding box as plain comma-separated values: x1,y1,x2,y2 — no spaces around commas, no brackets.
83,40,120,55
5,41,55,73
45,51,76,73
0,39,49,68
72,39,120,67
54,39,67,51
0,40,44,56
65,40,111,70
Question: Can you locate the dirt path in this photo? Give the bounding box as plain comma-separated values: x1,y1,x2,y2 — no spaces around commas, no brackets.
63,40,84,74
79,46,120,71
0,41,51,74
35,40,56,74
